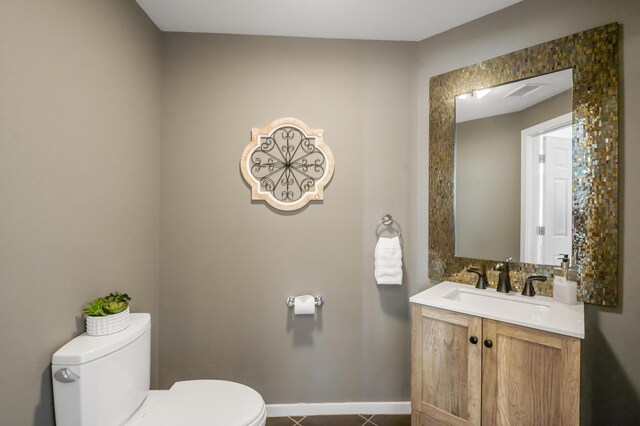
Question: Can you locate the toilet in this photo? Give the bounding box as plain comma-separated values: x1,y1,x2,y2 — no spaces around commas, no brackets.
51,313,266,426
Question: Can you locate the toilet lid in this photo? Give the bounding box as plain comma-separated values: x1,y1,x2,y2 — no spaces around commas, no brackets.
141,380,265,426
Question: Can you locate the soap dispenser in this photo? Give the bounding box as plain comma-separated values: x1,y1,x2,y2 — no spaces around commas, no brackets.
553,254,570,285
553,254,578,305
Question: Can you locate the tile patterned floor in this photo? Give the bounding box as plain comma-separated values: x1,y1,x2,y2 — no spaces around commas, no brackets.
266,414,410,426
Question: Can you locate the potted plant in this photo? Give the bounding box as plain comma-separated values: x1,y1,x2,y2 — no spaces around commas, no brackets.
83,292,131,336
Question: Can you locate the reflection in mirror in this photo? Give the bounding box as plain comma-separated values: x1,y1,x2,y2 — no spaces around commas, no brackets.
454,69,572,265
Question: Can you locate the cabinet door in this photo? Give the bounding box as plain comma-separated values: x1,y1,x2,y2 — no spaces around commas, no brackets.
482,320,580,426
412,305,482,426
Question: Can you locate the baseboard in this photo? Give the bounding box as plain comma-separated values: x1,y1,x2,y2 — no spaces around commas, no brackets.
265,401,411,417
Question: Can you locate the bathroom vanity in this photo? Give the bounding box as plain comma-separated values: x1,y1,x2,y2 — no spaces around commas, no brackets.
410,282,584,426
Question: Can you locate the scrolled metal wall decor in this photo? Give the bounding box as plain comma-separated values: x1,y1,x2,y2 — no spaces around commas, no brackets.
240,118,334,211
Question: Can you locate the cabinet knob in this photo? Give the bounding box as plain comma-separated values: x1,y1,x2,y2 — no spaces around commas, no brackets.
484,339,493,348
469,336,478,344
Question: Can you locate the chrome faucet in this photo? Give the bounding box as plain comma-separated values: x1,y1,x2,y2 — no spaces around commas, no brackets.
494,257,513,293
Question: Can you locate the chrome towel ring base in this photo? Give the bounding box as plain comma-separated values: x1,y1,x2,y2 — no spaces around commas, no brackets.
376,214,402,237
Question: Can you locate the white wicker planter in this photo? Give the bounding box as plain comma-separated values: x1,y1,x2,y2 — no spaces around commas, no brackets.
85,307,130,336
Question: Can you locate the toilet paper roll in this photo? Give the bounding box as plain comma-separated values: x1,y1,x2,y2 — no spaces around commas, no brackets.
294,295,316,315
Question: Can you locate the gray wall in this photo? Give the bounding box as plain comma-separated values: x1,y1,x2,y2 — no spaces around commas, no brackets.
0,1,162,425
455,90,572,261
160,34,416,402
455,110,523,261
414,0,640,423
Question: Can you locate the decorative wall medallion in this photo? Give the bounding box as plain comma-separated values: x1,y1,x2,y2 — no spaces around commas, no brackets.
240,118,334,211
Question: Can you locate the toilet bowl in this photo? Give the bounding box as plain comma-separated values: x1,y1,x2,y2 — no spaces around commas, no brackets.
51,313,266,426
126,381,267,426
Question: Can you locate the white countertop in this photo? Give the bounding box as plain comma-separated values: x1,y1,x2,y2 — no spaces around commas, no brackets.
410,281,584,339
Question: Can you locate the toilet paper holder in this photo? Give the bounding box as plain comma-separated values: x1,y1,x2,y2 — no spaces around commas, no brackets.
285,294,325,308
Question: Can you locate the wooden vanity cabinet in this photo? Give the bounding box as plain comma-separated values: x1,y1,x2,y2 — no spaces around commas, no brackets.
411,304,580,426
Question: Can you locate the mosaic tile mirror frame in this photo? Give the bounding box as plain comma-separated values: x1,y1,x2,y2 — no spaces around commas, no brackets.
428,23,619,306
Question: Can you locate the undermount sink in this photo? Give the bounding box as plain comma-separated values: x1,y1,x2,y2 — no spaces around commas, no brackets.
410,281,584,338
444,287,550,315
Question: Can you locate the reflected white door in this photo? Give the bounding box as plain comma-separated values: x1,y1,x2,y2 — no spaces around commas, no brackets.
520,115,572,265
542,135,572,265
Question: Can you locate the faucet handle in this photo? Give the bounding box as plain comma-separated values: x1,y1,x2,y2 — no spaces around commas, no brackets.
504,257,514,271
522,275,547,297
467,267,488,289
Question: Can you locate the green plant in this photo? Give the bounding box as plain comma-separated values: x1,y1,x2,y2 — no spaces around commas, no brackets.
83,292,131,317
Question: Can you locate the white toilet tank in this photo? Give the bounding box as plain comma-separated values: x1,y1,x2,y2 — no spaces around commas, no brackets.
52,313,151,426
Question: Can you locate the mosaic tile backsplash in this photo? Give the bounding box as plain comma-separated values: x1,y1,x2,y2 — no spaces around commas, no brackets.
428,23,619,306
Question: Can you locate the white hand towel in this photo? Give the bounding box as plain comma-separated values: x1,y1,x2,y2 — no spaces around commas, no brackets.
375,236,403,285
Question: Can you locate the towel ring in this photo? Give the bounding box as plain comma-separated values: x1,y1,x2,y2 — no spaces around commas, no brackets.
376,214,402,237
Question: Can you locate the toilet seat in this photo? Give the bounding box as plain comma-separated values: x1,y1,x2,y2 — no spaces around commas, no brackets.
131,380,266,426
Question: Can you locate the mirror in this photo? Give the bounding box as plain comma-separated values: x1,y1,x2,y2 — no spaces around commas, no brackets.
454,70,573,265
428,23,619,306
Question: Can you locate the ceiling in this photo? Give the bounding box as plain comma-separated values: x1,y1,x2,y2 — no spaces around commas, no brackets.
456,69,573,123
135,0,521,42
